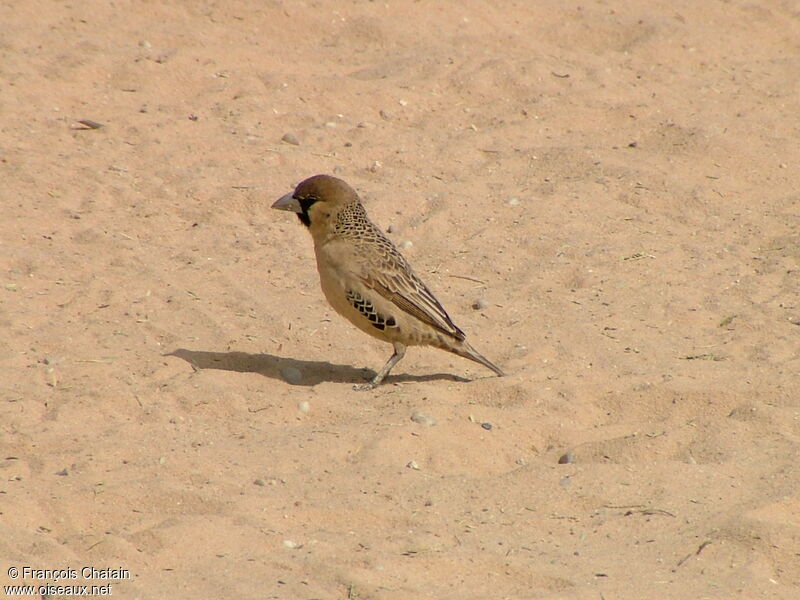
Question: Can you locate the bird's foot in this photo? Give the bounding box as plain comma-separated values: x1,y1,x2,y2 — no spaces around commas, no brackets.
352,382,377,391
353,374,385,391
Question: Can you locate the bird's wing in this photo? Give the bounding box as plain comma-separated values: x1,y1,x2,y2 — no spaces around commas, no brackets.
360,265,466,342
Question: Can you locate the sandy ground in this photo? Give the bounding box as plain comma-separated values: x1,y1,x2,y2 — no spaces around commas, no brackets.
2,1,799,598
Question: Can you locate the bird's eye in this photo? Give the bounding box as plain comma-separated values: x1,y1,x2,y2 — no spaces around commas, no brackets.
298,195,319,212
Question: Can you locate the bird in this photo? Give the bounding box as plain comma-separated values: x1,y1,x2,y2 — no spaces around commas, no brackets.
272,174,504,389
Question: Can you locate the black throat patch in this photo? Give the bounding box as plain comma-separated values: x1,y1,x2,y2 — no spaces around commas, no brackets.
296,196,318,227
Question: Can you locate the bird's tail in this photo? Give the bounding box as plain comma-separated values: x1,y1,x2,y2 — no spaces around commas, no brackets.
450,340,505,377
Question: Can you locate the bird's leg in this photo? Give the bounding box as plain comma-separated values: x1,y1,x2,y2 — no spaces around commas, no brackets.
353,342,406,391
371,342,406,385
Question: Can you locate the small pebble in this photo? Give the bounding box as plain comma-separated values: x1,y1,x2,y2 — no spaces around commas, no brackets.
558,453,575,464
481,422,492,431
410,411,437,426
472,298,488,310
369,160,382,172
399,240,413,249
280,366,303,385
507,197,520,206
386,224,396,233
281,132,300,145
379,109,392,120
55,468,69,476
406,460,420,470
283,540,301,549
297,400,310,413
253,478,266,486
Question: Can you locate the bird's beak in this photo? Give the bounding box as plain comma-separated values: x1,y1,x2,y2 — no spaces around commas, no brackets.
271,193,302,213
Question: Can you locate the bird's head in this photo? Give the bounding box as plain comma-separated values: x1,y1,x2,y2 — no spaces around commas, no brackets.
272,174,359,232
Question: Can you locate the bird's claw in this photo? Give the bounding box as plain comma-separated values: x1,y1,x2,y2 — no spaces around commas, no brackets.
352,382,377,391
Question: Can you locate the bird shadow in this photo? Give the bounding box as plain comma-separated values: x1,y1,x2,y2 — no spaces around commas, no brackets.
166,348,469,387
